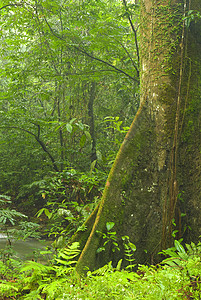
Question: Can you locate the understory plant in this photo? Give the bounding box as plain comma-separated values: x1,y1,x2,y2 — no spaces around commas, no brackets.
36,168,106,246
0,239,201,299
0,194,40,239
96,222,136,270
0,194,41,263
0,196,200,300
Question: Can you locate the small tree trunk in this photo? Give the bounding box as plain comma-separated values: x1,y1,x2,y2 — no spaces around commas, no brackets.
88,81,97,164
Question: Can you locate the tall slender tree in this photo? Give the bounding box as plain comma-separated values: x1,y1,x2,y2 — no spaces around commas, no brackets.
72,0,201,274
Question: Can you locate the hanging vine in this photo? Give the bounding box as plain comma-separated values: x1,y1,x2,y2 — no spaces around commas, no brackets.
162,0,192,248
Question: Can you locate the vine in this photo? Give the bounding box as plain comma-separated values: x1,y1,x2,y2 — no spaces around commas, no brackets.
162,0,192,248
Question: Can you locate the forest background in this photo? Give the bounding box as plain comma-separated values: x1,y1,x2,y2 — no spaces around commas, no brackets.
0,0,139,218
0,0,201,299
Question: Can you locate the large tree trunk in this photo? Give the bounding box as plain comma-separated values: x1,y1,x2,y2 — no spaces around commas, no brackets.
72,0,201,274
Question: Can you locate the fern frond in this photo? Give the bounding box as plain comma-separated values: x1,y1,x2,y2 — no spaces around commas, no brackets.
91,261,113,276
0,283,18,293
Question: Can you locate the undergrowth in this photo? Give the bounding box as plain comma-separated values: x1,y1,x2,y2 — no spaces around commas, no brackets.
0,239,201,299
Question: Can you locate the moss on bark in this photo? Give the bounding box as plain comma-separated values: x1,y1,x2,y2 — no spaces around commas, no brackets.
72,0,201,274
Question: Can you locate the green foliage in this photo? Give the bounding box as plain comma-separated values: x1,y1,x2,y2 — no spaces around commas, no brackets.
1,239,201,299
160,239,201,276
122,235,136,270
96,222,120,253
104,116,130,137
10,221,41,241
0,194,41,268
0,282,19,299
13,242,80,299
36,168,105,246
0,195,40,240
0,195,27,227
97,115,131,167
0,0,139,207
183,9,201,28
96,223,136,270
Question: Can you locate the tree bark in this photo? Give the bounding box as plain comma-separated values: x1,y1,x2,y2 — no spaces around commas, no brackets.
88,81,97,164
73,0,201,274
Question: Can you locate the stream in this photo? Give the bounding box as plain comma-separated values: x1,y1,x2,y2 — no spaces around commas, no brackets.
0,233,51,261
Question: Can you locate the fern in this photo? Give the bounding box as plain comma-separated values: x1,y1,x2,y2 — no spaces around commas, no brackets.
22,290,43,300
19,242,80,299
20,261,54,274
55,242,80,267
89,261,113,276
0,283,18,298
38,278,67,299
160,238,201,296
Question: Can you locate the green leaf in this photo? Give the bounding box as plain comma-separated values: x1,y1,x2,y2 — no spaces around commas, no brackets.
178,252,188,260
36,208,45,218
66,123,73,133
97,247,105,253
54,123,63,131
55,258,77,265
36,208,52,219
0,283,18,292
185,243,193,253
80,134,86,147
160,248,179,258
69,117,77,125
76,122,84,131
174,240,186,255
40,250,52,255
162,258,179,267
106,222,115,231
84,130,91,141
116,259,122,270
128,242,136,252
0,194,11,201
90,160,97,173
44,208,52,219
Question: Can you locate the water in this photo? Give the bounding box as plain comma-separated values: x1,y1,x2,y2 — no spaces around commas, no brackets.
0,233,51,261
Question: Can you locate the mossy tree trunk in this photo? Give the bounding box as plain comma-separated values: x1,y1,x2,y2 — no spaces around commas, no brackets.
73,0,201,274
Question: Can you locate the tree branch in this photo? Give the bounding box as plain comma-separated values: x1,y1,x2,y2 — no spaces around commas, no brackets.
0,2,35,15
122,0,140,66
1,126,59,172
43,14,139,83
74,45,139,83
0,3,22,11
104,33,139,78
